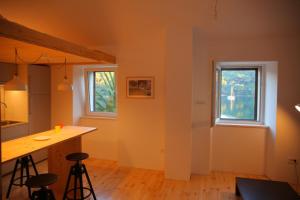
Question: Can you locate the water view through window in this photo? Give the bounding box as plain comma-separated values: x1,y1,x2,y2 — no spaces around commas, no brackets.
220,69,258,120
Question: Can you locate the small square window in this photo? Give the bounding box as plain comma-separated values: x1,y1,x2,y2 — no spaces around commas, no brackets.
215,62,264,125
85,68,117,117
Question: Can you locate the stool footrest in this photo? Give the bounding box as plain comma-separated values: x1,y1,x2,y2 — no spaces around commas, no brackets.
64,187,93,200
12,175,35,186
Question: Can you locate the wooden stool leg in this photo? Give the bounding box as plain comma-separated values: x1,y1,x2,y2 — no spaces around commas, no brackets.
79,167,84,199
83,164,96,199
32,191,38,200
27,186,32,200
236,184,241,196
6,159,20,198
25,159,32,198
49,190,56,200
29,155,39,175
73,171,78,200
63,166,73,200
39,188,48,200
20,158,25,186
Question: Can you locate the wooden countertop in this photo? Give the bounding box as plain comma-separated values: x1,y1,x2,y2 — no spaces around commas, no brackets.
1,126,96,163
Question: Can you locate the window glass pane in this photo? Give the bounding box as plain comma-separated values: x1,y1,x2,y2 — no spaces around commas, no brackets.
92,71,116,113
220,69,257,120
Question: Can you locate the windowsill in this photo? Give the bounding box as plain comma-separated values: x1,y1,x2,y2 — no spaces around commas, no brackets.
80,115,117,120
214,122,268,129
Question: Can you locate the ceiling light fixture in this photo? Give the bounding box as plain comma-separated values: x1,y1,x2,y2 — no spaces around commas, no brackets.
57,58,73,91
295,104,300,112
4,48,27,91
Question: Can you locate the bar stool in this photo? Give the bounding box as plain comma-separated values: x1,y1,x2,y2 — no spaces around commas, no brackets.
6,155,39,199
26,173,57,200
63,152,96,200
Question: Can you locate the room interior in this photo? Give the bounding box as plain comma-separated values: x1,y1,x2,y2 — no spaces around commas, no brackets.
0,0,300,199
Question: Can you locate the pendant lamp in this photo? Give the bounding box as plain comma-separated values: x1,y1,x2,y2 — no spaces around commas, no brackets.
4,48,27,91
295,104,300,112
57,58,73,91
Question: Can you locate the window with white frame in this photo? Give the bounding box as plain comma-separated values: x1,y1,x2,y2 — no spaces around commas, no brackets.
85,67,117,117
214,62,264,124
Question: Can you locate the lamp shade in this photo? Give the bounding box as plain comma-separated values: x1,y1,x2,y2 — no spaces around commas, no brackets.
57,58,72,92
295,104,300,112
57,78,73,91
4,75,27,91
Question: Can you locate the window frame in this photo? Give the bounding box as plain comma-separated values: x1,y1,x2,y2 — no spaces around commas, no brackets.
84,66,118,118
214,61,265,125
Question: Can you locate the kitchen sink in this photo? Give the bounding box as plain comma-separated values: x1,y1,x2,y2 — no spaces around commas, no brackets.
0,120,21,127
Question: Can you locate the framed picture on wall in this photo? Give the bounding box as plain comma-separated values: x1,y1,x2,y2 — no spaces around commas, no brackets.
126,77,154,98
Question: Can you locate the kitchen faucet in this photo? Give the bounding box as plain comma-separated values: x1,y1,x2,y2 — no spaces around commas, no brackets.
0,101,7,108
0,101,7,121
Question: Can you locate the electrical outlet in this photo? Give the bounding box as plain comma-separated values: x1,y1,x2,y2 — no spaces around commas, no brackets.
288,158,298,165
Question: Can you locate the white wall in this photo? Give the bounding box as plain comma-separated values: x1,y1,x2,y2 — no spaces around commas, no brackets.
211,126,266,175
190,32,300,183
6,0,299,182
50,33,300,183
71,29,166,171
72,66,85,125
272,38,300,183
80,117,119,161
264,63,278,179
191,28,212,175
114,30,166,170
164,26,193,180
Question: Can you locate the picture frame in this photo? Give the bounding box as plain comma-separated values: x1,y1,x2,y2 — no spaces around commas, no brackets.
126,76,154,98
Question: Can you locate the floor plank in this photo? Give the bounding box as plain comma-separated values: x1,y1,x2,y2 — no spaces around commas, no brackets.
1,158,298,200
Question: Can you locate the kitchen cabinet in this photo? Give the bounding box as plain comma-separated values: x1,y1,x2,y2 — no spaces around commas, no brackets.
1,123,28,141
28,64,51,162
0,62,16,84
1,123,28,174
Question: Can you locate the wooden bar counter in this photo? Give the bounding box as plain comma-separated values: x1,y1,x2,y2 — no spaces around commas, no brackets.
2,126,96,198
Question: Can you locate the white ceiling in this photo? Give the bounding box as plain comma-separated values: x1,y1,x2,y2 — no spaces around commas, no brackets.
0,0,299,49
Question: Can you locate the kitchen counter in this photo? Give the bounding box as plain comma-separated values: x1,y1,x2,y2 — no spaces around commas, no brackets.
2,126,96,163
1,125,97,198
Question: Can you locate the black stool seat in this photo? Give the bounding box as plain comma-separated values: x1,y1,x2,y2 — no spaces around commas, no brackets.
26,173,58,188
63,152,96,200
66,152,89,161
26,173,57,200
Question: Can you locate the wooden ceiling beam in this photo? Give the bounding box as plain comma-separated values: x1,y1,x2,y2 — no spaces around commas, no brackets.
0,17,116,64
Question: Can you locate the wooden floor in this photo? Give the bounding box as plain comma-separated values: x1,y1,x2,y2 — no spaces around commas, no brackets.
1,158,298,200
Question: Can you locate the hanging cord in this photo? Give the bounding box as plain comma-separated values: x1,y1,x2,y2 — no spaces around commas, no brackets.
14,47,46,64
14,48,17,65
64,58,68,80
14,48,18,76
53,58,69,76
3,91,6,121
214,0,219,20
0,89,6,121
